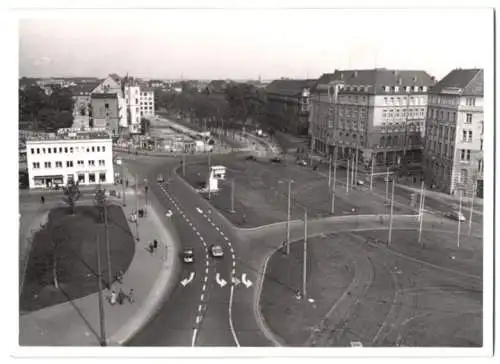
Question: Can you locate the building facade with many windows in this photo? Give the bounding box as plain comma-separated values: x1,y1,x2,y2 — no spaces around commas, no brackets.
26,129,114,189
309,69,435,171
423,68,483,197
139,88,155,117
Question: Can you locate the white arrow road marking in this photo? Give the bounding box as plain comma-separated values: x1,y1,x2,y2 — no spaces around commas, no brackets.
196,207,203,213
180,272,195,287
242,273,253,288
216,273,227,287
232,276,241,286
191,328,198,347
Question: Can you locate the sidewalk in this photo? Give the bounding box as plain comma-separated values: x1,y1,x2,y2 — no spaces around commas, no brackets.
19,167,181,346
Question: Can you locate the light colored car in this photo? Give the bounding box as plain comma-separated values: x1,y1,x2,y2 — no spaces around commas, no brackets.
297,159,307,166
447,211,466,222
356,180,365,186
157,174,164,183
183,248,194,263
209,244,224,258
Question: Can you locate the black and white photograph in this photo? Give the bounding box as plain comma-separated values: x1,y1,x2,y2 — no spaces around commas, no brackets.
7,0,495,362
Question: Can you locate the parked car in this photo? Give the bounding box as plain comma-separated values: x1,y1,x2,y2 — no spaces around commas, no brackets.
209,244,224,258
157,174,164,183
296,159,307,166
270,156,282,163
183,248,195,263
246,155,257,161
356,180,365,186
445,211,466,222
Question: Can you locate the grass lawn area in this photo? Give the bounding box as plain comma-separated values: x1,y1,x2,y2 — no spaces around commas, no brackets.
260,235,355,346
20,204,135,313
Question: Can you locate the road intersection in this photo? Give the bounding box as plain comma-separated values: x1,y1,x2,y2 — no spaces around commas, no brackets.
114,133,483,347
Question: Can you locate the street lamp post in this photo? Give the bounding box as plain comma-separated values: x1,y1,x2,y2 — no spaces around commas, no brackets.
135,175,140,242
302,210,308,298
286,179,293,255
95,234,107,347
388,179,395,246
457,190,463,248
230,178,235,213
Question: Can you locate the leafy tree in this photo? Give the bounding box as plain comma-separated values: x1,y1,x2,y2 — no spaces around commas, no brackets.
225,83,266,125
63,180,81,215
141,117,151,135
94,184,107,223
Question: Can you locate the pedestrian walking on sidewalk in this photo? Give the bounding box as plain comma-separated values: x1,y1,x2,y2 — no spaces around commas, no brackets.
126,289,135,304
109,290,117,305
40,196,45,204
153,239,158,250
117,288,126,305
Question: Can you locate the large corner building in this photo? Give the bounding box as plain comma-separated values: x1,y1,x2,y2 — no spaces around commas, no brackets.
423,68,484,197
309,68,435,171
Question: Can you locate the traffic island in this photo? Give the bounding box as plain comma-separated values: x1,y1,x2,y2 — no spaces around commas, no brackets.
20,205,135,314
178,162,305,228
259,230,482,347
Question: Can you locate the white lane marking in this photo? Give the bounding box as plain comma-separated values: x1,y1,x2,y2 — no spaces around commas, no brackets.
191,329,198,347
196,316,201,324
204,275,208,282
196,207,203,213
215,226,220,231
205,253,209,259
225,237,230,242
232,268,235,275
196,231,201,236
220,231,225,236
202,284,206,291
232,253,236,260
201,293,205,301
229,285,241,347
188,222,193,227
205,267,209,273
198,304,203,312
192,226,197,231
233,261,236,267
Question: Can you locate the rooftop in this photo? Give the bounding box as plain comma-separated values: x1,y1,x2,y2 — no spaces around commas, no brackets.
429,68,483,96
266,79,318,97
313,68,435,94
91,92,119,99
26,128,112,142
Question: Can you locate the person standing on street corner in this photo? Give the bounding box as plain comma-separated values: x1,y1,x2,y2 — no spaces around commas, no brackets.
40,196,45,204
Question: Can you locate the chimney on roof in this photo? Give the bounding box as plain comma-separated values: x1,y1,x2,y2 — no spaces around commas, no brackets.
398,77,402,85
353,71,358,77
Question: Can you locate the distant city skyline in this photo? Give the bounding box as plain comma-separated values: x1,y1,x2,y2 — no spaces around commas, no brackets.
19,8,492,81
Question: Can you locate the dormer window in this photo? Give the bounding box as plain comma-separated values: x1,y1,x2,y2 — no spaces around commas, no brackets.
385,86,390,92
394,86,399,92
422,86,427,92
406,86,411,92
414,86,419,92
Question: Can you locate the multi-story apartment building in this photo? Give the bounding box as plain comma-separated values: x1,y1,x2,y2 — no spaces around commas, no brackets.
139,88,155,117
25,128,114,189
90,93,121,133
309,68,435,170
71,82,100,129
124,85,142,134
264,79,316,135
423,68,483,197
91,74,127,134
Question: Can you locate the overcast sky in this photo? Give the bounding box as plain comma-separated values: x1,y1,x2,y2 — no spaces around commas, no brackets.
18,8,493,80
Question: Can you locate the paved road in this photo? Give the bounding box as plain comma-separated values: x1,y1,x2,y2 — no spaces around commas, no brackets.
125,157,270,347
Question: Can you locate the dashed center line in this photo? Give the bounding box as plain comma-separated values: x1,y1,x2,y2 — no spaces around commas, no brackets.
202,284,206,291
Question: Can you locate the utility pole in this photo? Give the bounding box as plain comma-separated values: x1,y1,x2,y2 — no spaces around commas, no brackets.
144,184,149,216
346,158,350,194
103,200,112,288
354,149,359,184
96,234,107,347
121,164,126,207
418,180,426,246
457,190,463,248
385,167,390,203
328,154,332,188
468,181,476,236
370,157,375,190
302,210,308,298
182,152,187,176
351,155,355,189
208,150,212,199
286,179,292,255
135,176,139,242
230,178,235,213
331,158,337,214
388,179,395,246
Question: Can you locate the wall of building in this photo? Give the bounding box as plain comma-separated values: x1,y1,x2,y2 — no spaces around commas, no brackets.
26,138,114,188
140,90,155,117
91,97,120,133
125,86,141,134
